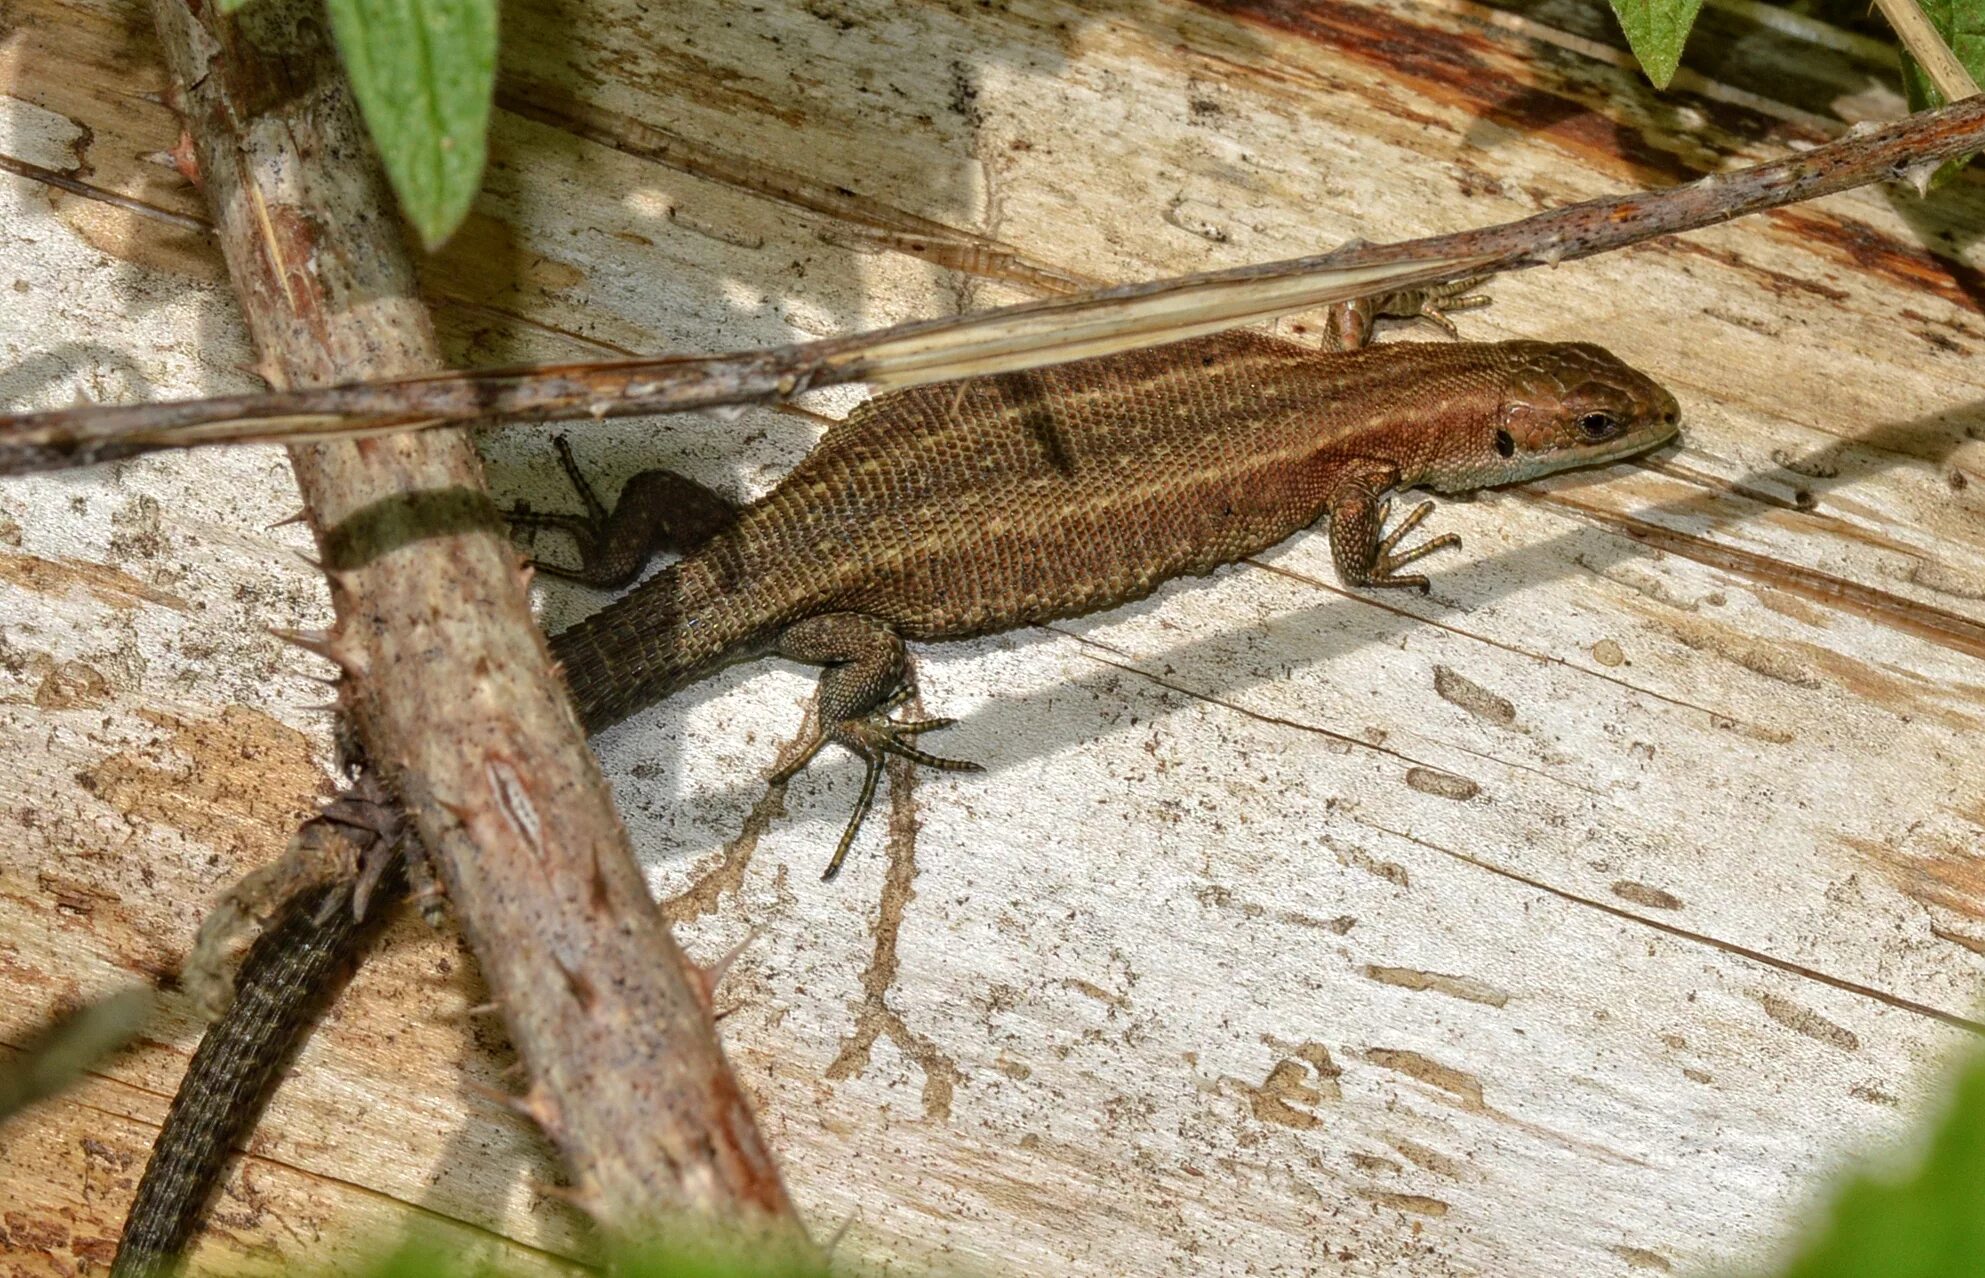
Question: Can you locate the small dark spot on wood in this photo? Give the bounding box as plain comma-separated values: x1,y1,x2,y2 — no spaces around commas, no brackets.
1404,767,1479,800
1610,881,1683,910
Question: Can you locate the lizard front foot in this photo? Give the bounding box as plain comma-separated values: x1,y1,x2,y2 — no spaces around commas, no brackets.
1328,470,1465,594
1328,275,1493,350
1370,498,1462,592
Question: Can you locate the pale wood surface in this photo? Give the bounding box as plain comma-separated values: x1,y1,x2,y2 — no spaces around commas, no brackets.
4,1,1985,1275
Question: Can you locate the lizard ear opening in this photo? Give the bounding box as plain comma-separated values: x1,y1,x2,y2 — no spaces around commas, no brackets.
1494,428,1515,459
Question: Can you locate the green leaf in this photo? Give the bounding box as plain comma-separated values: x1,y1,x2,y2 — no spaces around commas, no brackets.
1900,0,1985,189
324,0,496,249
1778,1048,1985,1278
353,1232,837,1278
1608,0,1706,89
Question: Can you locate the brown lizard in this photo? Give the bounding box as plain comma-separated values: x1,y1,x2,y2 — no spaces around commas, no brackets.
112,290,1678,1273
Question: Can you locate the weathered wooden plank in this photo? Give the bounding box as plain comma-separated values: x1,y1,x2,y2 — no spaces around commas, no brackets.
5,0,1984,1273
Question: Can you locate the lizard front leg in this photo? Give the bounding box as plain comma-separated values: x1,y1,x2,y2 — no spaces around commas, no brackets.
1328,461,1462,592
773,612,982,880
509,434,739,587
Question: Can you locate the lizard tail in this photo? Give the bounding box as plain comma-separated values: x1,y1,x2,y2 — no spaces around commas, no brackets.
112,855,406,1278
549,557,779,733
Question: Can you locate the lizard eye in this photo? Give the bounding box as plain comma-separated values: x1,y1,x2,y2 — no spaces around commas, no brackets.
1494,428,1515,458
1578,411,1620,439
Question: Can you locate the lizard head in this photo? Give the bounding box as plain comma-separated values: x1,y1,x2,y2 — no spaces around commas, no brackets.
1426,341,1679,491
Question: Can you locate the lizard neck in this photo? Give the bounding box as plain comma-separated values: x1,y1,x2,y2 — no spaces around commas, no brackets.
1322,344,1512,493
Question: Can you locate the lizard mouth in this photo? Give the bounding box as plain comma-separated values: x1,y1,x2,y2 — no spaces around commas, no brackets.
1583,421,1678,470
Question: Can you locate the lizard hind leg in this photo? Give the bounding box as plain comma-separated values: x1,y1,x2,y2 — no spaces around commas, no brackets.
1325,275,1493,351
774,613,982,881
506,434,739,588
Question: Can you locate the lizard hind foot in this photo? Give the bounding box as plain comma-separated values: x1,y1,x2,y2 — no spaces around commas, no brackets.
796,707,981,882
503,435,611,581
773,613,980,879
505,435,742,588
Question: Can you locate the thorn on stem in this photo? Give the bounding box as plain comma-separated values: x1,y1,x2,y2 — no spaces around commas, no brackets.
465,1079,562,1134
269,626,334,659
694,929,760,1012
271,626,370,676
525,1174,603,1219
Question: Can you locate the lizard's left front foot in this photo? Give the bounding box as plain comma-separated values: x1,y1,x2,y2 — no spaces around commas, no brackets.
1328,275,1493,350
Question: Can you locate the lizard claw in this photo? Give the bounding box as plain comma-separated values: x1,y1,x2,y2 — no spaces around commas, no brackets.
793,708,980,881
1368,499,1461,591
1327,276,1494,351
846,714,975,769
1373,276,1493,339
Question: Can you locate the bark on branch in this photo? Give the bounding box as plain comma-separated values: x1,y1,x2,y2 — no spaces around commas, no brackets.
142,0,811,1251
4,93,1985,474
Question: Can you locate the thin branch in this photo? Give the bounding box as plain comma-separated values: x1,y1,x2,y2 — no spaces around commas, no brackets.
141,0,813,1253
6,94,1985,475
1874,0,1982,104
0,153,214,234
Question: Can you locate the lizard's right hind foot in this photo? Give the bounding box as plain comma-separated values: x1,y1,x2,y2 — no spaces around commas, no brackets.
775,615,985,880
506,434,738,588
776,688,982,882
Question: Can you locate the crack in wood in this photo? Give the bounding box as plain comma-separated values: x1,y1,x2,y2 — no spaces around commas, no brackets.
1366,817,1985,1036
1532,494,1985,662
1053,629,1608,798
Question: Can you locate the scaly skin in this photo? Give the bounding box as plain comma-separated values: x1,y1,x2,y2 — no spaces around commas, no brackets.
113,310,1677,1275
547,331,1678,870
110,863,403,1278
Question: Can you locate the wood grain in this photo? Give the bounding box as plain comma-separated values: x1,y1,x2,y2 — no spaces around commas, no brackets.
4,0,1984,1273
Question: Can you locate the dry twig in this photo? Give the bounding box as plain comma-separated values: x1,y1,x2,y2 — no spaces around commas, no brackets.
5,96,1985,474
